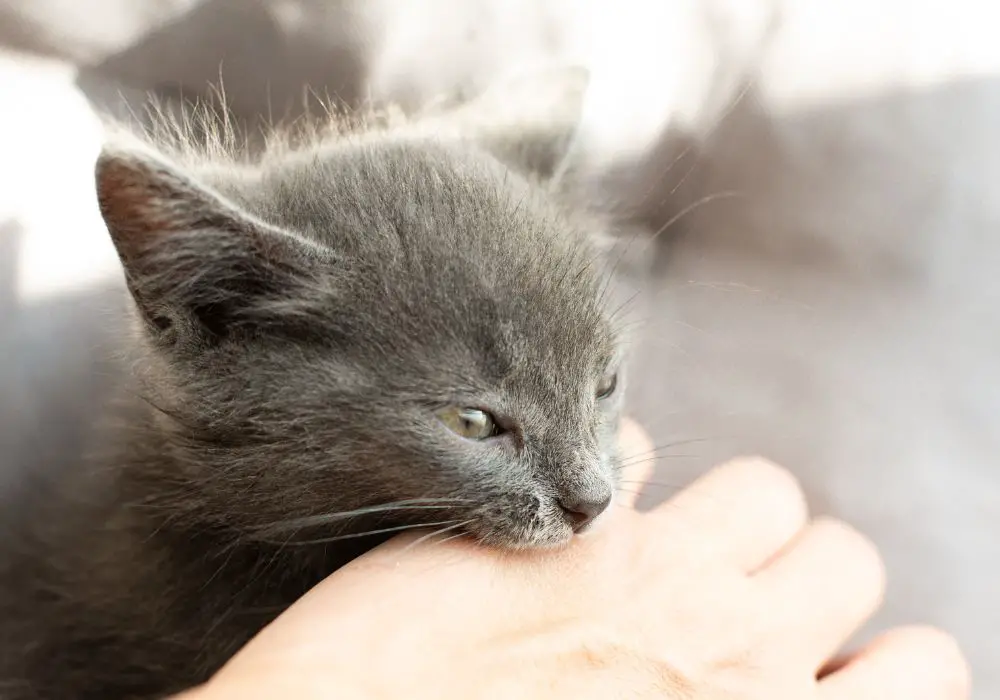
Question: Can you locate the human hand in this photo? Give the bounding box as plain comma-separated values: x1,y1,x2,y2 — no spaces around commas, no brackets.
181,419,970,699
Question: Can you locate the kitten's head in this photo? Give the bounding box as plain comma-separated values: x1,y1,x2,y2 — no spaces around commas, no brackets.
96,69,628,550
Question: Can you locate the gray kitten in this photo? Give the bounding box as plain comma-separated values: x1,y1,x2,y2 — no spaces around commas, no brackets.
0,69,628,700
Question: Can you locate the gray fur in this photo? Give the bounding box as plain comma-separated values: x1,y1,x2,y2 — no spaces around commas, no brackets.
0,69,628,699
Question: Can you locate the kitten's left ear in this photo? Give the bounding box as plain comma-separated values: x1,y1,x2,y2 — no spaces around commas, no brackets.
443,66,590,180
96,143,327,343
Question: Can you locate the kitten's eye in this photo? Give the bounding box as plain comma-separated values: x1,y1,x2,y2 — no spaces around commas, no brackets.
437,407,502,440
596,371,618,400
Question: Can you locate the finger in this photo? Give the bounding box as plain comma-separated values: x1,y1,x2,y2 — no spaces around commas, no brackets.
820,626,970,700
754,518,886,667
616,417,655,509
649,457,809,572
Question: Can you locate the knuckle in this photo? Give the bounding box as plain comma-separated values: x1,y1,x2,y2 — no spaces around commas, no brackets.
898,626,972,696
725,457,808,512
815,517,881,559
812,517,886,587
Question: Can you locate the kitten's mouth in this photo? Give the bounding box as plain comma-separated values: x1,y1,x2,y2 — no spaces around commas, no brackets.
464,513,599,551
460,490,614,550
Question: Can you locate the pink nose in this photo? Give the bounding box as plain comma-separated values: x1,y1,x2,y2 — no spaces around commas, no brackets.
558,493,612,532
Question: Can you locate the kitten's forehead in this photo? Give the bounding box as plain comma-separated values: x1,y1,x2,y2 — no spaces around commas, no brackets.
219,136,614,358
230,136,548,241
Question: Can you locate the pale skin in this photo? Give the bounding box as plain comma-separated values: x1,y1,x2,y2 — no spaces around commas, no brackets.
178,419,971,699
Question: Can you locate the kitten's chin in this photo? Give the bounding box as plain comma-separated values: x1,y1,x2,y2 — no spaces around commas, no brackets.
470,522,577,552
500,509,613,550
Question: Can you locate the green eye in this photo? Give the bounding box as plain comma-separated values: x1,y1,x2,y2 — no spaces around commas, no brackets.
437,407,501,440
596,371,618,400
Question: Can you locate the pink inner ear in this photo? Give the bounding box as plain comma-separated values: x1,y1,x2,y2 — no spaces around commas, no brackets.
96,148,330,282
97,156,181,248
96,151,238,269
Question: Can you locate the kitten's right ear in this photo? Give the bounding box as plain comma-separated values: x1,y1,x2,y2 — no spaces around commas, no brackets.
441,66,591,180
96,144,323,342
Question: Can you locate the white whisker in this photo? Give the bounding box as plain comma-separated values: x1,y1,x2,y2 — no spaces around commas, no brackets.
277,520,461,547
398,519,476,556
254,498,469,537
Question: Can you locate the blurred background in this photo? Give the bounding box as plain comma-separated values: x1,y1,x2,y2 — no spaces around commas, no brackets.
0,0,997,695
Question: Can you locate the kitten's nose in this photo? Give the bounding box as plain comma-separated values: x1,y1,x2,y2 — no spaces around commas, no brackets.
558,492,612,532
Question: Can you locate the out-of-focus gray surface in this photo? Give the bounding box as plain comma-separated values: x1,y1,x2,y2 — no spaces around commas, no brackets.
0,0,997,695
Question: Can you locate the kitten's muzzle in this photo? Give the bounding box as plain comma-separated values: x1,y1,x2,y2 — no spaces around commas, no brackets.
558,491,612,533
